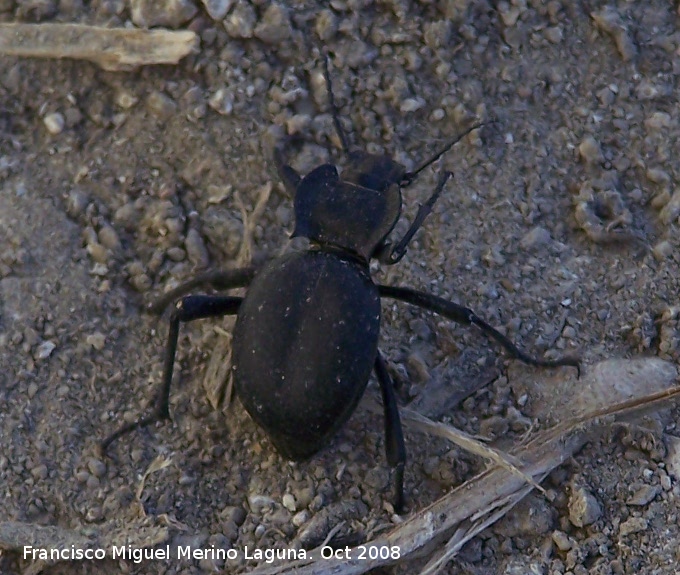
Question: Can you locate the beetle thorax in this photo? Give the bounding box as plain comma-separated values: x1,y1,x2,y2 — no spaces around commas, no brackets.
293,152,405,261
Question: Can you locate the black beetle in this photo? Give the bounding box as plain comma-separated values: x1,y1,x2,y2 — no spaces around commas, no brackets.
102,57,579,512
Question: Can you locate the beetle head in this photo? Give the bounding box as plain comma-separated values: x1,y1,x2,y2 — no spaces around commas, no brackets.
292,152,405,261
342,151,406,192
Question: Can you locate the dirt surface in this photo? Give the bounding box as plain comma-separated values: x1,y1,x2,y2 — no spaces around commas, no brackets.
1,1,680,574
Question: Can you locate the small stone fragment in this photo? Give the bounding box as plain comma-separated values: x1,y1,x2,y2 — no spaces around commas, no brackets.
130,0,198,28
85,332,106,351
184,228,209,268
579,135,604,164
201,0,234,20
659,188,680,226
314,9,337,41
146,91,177,120
520,226,551,250
248,494,275,514
87,458,106,478
652,240,672,261
423,20,451,49
657,306,680,361
254,3,293,45
627,484,661,506
591,6,637,61
645,111,671,131
568,485,602,527
65,189,89,218
545,25,563,44
114,90,139,109
619,516,648,537
208,88,234,116
44,112,65,134
224,0,256,38
34,340,57,360
552,530,573,551
646,167,670,185
98,224,122,253
400,98,425,113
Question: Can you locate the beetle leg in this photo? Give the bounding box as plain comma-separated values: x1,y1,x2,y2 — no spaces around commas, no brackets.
101,295,243,452
378,285,581,375
273,145,302,197
382,171,453,265
374,350,406,513
147,267,257,315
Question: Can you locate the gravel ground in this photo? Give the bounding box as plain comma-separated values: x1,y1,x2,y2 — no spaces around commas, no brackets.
1,1,680,574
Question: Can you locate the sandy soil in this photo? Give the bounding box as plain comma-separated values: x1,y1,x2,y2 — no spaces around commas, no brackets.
1,1,680,574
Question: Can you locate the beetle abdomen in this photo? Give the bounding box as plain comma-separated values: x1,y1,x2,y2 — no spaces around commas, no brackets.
232,250,380,460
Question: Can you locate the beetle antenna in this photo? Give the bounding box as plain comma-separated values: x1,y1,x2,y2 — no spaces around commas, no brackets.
402,120,496,186
323,54,352,157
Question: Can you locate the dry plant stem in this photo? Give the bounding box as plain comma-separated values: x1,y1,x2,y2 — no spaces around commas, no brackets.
0,23,197,70
246,384,680,575
364,399,545,492
398,404,546,493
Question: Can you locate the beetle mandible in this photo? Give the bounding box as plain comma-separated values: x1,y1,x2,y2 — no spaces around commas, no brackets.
102,56,579,512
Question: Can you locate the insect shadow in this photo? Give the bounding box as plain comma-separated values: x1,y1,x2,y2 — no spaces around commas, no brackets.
101,55,580,513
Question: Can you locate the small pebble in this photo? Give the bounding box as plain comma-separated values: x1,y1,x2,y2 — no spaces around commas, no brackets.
114,90,139,109
591,6,637,61
34,340,56,360
579,135,604,164
86,332,106,351
315,9,337,41
645,111,671,131
423,20,451,49
65,189,89,218
652,240,673,261
520,226,552,250
248,494,275,514
220,505,246,526
27,382,39,399
185,228,209,268
87,242,109,265
31,464,49,480
98,225,122,253
646,167,670,184
544,26,563,44
498,1,520,26
87,458,106,478
292,510,310,527
114,202,141,231
130,0,197,28
660,471,672,491
619,516,648,537
254,2,293,45
568,486,602,527
210,88,234,115
201,0,234,20
44,112,65,135
659,189,680,225
224,0,256,38
562,326,577,340
627,484,660,506
552,530,573,551
400,98,425,113
146,91,178,120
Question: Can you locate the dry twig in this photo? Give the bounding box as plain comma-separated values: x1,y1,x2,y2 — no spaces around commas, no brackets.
0,23,197,71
